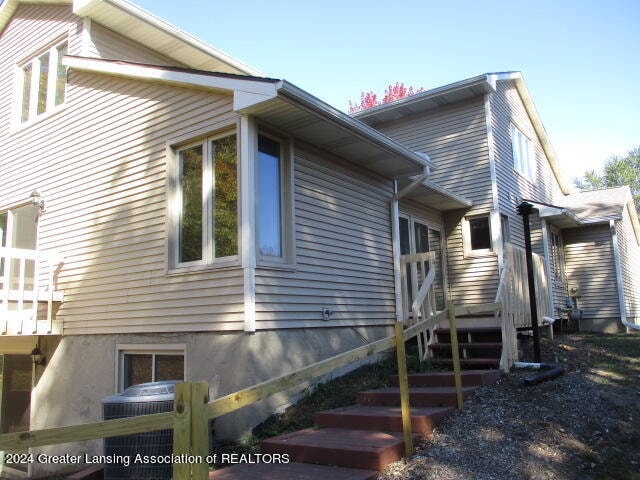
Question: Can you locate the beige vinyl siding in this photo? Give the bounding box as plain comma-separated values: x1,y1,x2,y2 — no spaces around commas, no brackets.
254,146,397,329
89,22,186,67
616,207,640,323
375,98,493,208
0,4,82,134
1,53,246,334
490,81,565,252
444,210,499,306
372,97,497,306
399,199,445,230
564,225,620,324
549,232,568,318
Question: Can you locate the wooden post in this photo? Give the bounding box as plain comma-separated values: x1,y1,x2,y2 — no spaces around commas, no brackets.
447,301,464,410
173,382,192,480
394,322,413,457
191,382,210,480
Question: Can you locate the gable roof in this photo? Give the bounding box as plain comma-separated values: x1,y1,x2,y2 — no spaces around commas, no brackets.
0,0,262,75
528,186,640,244
354,72,573,195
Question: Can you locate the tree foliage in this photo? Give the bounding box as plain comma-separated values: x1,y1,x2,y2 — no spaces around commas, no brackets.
348,82,424,114
574,146,640,214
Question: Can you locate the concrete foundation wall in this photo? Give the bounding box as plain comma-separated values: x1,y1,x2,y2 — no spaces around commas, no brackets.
28,325,392,474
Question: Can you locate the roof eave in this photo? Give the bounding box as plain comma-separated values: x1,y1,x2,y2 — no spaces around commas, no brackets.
73,0,262,76
276,80,435,174
353,74,495,121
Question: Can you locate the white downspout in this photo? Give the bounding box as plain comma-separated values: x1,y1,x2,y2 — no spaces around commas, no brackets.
610,220,640,331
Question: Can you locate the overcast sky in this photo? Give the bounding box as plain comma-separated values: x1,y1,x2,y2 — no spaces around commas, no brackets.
134,1,638,182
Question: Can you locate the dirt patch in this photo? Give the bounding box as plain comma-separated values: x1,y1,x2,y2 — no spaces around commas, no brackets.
379,333,640,480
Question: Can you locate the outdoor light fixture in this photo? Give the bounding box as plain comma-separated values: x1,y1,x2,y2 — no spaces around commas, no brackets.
30,189,45,212
31,346,45,366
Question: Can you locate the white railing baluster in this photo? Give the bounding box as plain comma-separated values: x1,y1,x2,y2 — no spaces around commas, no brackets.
0,247,63,336
17,255,26,334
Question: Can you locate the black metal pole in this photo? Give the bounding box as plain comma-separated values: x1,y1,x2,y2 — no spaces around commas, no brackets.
517,202,541,362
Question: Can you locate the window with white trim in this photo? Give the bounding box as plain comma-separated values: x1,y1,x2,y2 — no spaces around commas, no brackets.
117,345,185,392
463,214,493,255
18,40,67,124
169,130,239,269
257,132,293,264
510,124,535,182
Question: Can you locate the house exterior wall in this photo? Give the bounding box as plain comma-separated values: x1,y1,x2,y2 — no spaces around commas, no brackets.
490,80,566,234
30,324,391,474
563,225,623,332
616,205,640,325
1,6,410,465
368,97,498,306
255,145,398,328
489,79,569,316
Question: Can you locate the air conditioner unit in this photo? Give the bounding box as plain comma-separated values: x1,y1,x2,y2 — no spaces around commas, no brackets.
102,381,176,480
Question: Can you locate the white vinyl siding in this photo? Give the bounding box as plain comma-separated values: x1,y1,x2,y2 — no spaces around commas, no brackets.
490,81,566,252
616,207,640,323
368,97,498,306
564,225,620,323
2,44,245,334
254,146,396,329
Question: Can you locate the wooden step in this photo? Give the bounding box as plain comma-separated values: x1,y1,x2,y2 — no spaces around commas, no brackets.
428,342,502,350
357,386,478,407
429,358,500,368
390,369,500,387
314,405,453,435
209,462,378,479
434,326,501,334
260,428,416,471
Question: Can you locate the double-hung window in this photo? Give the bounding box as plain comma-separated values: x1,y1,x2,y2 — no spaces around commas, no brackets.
510,123,535,182
19,40,67,124
170,131,238,269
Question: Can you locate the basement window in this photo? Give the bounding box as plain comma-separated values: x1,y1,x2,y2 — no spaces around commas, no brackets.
117,345,185,392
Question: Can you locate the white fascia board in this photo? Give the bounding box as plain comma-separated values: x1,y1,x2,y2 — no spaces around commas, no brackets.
490,73,572,195
537,205,582,225
73,0,262,76
63,56,278,97
276,80,435,173
625,198,640,245
354,74,495,120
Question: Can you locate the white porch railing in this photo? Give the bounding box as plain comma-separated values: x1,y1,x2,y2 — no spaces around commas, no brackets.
400,251,437,361
0,247,64,336
496,243,553,371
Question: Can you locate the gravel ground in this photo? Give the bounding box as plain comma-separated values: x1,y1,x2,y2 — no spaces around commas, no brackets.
379,334,640,480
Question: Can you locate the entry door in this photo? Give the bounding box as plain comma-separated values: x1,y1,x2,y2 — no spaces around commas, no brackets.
399,216,446,313
0,354,32,473
1,355,32,434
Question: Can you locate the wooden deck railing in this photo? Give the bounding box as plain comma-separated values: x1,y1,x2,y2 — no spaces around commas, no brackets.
400,251,437,361
0,247,64,335
0,302,502,479
496,243,553,371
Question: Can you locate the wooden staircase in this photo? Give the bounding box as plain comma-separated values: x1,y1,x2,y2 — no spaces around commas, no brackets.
210,369,500,479
427,323,503,369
